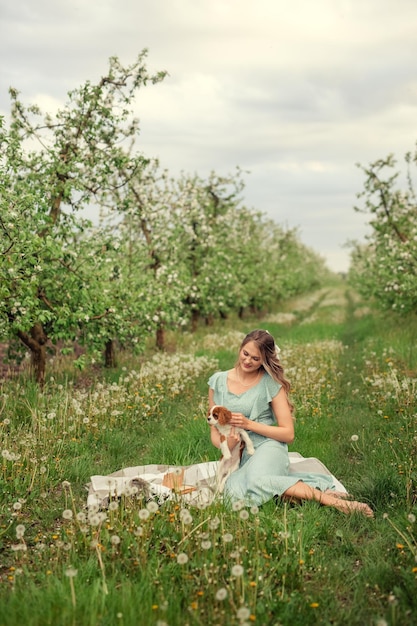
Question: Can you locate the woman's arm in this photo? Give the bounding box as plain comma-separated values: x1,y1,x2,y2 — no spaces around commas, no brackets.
230,388,295,444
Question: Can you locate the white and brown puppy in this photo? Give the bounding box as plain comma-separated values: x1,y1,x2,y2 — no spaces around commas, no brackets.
207,405,255,492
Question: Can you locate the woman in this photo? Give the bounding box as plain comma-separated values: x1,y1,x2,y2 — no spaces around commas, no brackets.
208,329,373,516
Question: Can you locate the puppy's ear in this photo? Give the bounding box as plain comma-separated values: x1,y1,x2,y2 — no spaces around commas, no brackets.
218,407,232,425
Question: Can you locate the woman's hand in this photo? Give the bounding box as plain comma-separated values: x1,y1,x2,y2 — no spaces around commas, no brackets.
230,412,250,430
227,427,241,451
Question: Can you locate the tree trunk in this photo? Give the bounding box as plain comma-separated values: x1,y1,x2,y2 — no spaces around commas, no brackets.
17,322,48,387
156,325,165,350
191,310,200,332
104,339,117,368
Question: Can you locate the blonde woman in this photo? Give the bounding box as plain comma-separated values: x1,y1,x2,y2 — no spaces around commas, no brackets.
208,329,373,516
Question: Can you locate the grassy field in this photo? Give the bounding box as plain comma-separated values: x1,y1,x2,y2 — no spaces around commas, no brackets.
0,281,416,626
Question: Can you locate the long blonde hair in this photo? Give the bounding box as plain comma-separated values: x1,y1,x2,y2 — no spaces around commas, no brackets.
236,329,294,413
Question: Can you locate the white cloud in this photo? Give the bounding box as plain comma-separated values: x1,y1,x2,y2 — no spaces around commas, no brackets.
2,0,417,272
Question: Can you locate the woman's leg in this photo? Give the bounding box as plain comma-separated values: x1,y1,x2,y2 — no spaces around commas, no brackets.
225,440,291,505
282,481,374,517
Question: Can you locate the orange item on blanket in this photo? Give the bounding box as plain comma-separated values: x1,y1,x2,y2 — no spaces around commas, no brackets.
162,469,197,494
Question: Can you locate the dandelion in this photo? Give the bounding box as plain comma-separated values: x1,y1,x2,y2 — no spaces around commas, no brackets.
108,501,119,511
177,552,189,565
146,501,159,513
62,509,73,520
65,567,77,608
223,533,233,543
15,525,25,539
111,535,121,546
89,514,100,527
350,434,359,442
65,567,78,578
62,480,71,489
209,516,220,529
231,564,244,577
232,500,245,511
239,510,249,520
180,512,193,525
138,509,150,521
310,602,319,608
237,606,250,621
407,513,416,523
11,544,27,552
215,588,228,601
13,502,22,512
250,505,259,515
201,540,212,550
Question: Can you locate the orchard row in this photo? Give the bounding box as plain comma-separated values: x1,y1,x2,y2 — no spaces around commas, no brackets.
0,53,329,384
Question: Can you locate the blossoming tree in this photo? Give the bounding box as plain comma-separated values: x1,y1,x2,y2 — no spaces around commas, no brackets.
349,152,417,313
1,52,166,384
1,52,331,384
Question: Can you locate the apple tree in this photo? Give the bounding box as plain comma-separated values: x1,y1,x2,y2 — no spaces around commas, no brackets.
1,52,166,384
349,152,417,314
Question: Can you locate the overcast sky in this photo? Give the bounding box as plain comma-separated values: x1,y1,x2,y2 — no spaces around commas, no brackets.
2,0,417,272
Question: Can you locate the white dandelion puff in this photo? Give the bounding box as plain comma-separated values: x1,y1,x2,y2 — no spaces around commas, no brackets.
177,552,189,565
146,501,159,513
65,567,78,578
236,606,250,620
231,564,244,577
138,509,150,520
215,588,228,601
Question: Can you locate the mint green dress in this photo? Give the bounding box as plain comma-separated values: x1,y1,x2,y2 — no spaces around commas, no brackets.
208,371,335,506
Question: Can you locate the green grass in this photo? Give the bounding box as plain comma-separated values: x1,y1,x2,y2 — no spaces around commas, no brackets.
0,283,416,625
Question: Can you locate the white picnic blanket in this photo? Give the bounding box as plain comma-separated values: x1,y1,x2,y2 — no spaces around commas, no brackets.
87,452,347,508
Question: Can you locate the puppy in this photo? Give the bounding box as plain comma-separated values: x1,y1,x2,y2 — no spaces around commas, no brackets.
207,405,255,492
